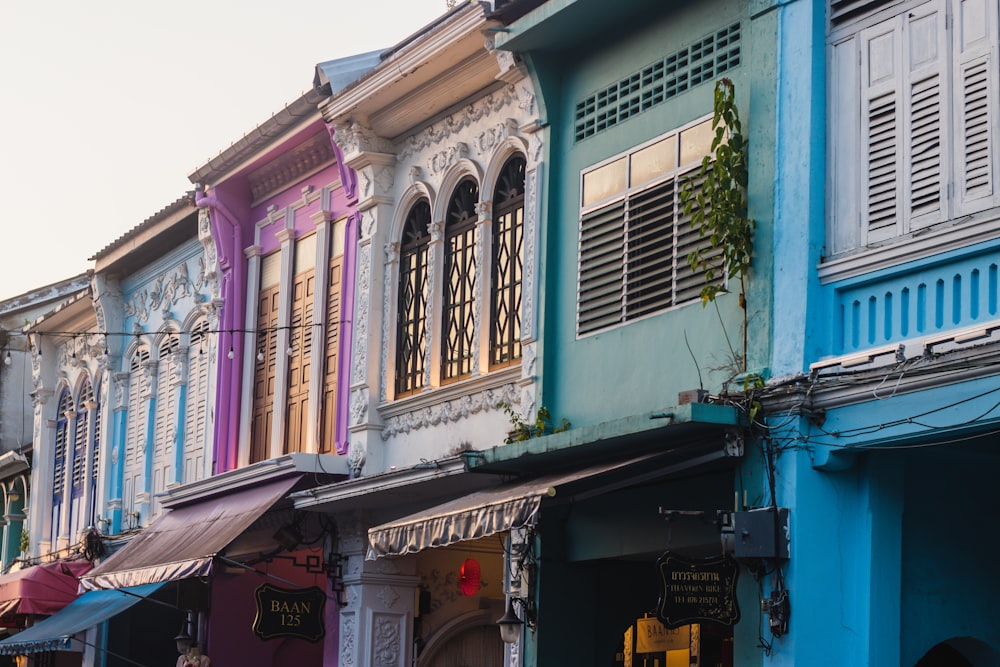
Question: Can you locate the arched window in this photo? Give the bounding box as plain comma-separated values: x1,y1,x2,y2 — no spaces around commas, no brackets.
91,376,102,526
51,388,73,547
123,348,149,520
183,320,210,483
490,156,525,367
151,333,179,518
442,179,479,382
395,200,431,396
67,378,94,541
71,379,93,499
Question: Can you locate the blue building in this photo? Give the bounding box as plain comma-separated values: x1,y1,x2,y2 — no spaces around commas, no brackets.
763,0,1000,664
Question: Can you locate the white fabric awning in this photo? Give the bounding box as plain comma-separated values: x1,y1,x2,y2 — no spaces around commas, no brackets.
80,476,300,591
367,453,666,559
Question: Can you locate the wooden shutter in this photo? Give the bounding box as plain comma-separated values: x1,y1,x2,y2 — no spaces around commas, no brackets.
285,269,314,454
321,255,342,454
953,0,999,215
251,285,279,463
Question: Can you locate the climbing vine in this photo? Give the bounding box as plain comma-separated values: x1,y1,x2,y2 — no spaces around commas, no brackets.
680,78,754,371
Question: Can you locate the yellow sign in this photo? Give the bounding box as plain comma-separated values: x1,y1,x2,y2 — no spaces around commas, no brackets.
635,617,689,653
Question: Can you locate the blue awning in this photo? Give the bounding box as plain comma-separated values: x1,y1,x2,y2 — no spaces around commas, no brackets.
0,583,164,655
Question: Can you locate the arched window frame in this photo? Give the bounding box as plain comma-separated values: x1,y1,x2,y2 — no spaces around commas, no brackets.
441,178,480,383
395,199,432,397
489,155,526,368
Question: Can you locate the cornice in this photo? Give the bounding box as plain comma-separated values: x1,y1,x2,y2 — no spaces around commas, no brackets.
319,5,501,136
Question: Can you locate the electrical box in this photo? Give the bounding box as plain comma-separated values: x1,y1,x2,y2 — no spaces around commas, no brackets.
733,507,790,560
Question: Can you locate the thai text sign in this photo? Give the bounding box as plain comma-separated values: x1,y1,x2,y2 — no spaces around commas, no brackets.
253,584,326,642
655,552,740,629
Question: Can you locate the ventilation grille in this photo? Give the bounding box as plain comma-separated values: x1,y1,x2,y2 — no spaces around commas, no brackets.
574,23,741,142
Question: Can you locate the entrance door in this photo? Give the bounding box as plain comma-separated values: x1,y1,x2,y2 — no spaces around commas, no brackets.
424,623,503,667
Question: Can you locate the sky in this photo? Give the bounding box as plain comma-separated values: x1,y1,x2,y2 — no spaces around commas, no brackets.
0,0,450,302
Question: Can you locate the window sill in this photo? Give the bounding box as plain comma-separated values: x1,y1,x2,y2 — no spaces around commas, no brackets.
819,213,1000,284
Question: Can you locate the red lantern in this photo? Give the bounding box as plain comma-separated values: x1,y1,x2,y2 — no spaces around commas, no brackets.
459,558,481,596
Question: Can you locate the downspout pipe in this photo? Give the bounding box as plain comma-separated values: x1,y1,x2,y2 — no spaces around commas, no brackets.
326,125,358,455
194,185,243,473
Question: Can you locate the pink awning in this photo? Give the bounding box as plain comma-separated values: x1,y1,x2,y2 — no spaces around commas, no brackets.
80,475,300,591
0,560,92,626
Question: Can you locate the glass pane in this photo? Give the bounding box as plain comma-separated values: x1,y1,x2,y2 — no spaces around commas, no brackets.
631,135,678,186
679,119,714,166
582,157,627,207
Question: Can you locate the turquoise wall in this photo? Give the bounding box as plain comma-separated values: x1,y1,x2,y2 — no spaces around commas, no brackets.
527,0,770,430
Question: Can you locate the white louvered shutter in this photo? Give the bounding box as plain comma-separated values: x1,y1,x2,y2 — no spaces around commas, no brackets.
860,17,905,244
183,321,210,483
829,35,863,255
904,1,948,231
123,350,148,517
953,0,1000,215
150,338,178,519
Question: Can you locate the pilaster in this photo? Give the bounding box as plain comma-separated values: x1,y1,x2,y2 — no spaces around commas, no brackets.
337,513,418,667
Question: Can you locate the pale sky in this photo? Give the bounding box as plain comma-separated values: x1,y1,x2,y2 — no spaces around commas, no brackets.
0,0,450,302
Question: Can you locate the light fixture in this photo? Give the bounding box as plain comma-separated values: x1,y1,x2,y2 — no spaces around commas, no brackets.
174,622,193,654
459,558,481,596
497,597,535,644
2,351,9,367
286,346,294,356
227,345,234,360
256,349,265,362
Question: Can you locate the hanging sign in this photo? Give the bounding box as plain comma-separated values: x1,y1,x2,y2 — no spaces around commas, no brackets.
655,552,740,629
253,584,326,642
635,617,689,653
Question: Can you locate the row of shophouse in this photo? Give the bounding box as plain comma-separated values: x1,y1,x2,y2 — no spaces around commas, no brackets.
0,0,997,665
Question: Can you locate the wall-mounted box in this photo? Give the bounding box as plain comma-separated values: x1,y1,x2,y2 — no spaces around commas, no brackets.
733,507,789,560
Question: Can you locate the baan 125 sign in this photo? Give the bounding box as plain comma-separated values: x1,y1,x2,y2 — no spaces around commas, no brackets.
253,584,326,642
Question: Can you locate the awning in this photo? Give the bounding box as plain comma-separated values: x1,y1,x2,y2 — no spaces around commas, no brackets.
80,475,300,591
0,583,164,655
0,561,93,626
367,452,681,559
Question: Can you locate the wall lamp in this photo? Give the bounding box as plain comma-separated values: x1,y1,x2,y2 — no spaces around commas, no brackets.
497,596,536,644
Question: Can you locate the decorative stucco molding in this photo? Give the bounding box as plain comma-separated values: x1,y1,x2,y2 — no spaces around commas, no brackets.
376,585,400,609
372,614,401,667
247,133,334,203
340,614,356,667
352,243,373,386
522,168,538,341
397,85,530,162
380,381,519,439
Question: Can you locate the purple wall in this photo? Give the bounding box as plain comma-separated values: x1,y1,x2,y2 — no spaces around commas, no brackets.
197,119,359,470
206,547,336,666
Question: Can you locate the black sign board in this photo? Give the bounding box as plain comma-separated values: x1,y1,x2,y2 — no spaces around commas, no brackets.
655,552,740,629
253,584,326,642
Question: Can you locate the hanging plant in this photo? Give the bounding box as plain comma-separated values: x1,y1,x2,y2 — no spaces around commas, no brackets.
680,78,754,371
